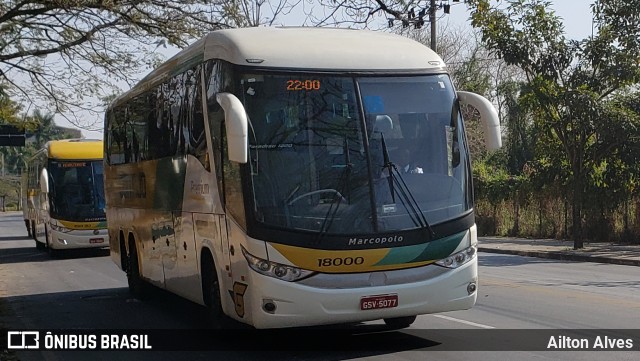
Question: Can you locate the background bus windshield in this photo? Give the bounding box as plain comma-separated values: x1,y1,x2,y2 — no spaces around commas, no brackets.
241,73,471,235
48,160,106,222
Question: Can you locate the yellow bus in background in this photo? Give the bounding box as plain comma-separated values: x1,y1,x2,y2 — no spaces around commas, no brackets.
24,139,108,256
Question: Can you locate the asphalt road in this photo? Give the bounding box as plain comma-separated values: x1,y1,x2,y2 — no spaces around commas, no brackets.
1,211,639,361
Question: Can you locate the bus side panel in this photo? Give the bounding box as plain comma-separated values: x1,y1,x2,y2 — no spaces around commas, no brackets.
194,213,225,306
182,155,216,214
105,160,170,287
161,154,219,303
222,219,270,325
164,211,201,302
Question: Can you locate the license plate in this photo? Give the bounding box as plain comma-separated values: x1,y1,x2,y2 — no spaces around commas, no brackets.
89,238,104,244
360,294,398,310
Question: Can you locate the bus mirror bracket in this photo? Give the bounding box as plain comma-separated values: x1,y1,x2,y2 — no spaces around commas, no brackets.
216,92,248,163
40,168,49,194
457,91,502,151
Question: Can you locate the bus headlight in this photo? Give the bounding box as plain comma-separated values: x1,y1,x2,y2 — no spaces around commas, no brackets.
242,247,315,282
50,223,70,232
435,246,476,269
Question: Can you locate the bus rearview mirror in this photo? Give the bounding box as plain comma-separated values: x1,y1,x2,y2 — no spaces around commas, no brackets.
216,92,248,163
457,91,502,151
40,168,49,194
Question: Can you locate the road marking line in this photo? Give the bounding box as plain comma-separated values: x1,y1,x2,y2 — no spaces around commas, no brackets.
433,314,495,329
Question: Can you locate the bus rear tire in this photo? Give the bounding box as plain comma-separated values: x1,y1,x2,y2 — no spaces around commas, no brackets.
383,316,417,329
202,254,226,328
127,240,148,299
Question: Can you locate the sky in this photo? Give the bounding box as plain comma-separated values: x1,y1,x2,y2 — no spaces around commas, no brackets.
75,0,595,140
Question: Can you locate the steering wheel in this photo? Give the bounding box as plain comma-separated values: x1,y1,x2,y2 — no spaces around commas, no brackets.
287,189,346,206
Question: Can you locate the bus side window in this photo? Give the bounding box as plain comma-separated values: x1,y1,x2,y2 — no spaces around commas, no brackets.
107,108,127,165
204,59,234,206
128,95,148,162
168,72,186,157
188,64,208,170
222,126,246,229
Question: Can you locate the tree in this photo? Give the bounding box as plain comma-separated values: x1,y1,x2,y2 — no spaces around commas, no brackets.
223,0,302,27
467,0,640,248
0,0,298,130
308,0,446,28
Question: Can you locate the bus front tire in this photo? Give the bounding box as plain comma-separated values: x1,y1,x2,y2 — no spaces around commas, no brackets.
32,222,45,250
383,316,417,329
127,241,148,299
45,226,61,258
202,256,226,328
25,220,32,237
45,227,60,258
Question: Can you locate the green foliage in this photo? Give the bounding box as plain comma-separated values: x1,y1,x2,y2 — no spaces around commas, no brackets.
0,0,299,129
1,108,75,176
468,0,640,248
451,54,492,96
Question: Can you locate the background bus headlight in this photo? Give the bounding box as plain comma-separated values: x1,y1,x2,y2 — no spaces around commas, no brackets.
435,246,477,269
242,247,315,282
50,223,69,232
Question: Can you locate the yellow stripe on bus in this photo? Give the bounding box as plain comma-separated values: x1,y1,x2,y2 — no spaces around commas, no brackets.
270,243,436,273
58,220,106,230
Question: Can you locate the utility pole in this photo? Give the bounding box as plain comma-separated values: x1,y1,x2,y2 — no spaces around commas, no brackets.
429,0,437,51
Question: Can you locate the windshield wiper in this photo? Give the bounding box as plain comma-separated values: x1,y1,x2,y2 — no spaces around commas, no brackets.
317,137,352,238
380,133,435,238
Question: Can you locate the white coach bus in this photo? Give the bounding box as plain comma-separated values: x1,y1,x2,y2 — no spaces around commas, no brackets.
104,27,501,329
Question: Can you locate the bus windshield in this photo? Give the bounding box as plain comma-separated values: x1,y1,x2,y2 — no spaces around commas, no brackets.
240,73,471,235
49,160,106,222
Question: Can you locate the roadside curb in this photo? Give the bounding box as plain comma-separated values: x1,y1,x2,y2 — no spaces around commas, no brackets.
478,247,640,267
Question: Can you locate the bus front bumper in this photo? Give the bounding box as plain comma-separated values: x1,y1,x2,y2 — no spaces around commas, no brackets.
241,258,478,329
48,228,109,250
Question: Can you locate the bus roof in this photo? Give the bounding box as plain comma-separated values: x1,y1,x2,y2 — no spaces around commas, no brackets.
206,27,443,71
115,27,446,106
44,139,103,160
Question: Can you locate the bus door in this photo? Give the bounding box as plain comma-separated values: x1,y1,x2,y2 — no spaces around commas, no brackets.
34,166,49,244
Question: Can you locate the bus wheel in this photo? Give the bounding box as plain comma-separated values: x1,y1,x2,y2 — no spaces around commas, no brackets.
383,316,417,329
202,255,226,328
33,222,45,250
127,240,148,299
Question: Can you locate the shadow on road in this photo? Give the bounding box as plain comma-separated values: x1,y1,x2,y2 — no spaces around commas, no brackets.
0,246,110,265
3,285,440,360
0,235,31,241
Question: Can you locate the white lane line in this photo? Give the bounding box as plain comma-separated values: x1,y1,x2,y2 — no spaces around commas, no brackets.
433,314,495,329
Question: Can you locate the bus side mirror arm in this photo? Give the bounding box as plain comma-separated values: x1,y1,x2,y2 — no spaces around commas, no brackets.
457,91,502,151
40,168,49,194
216,92,249,163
